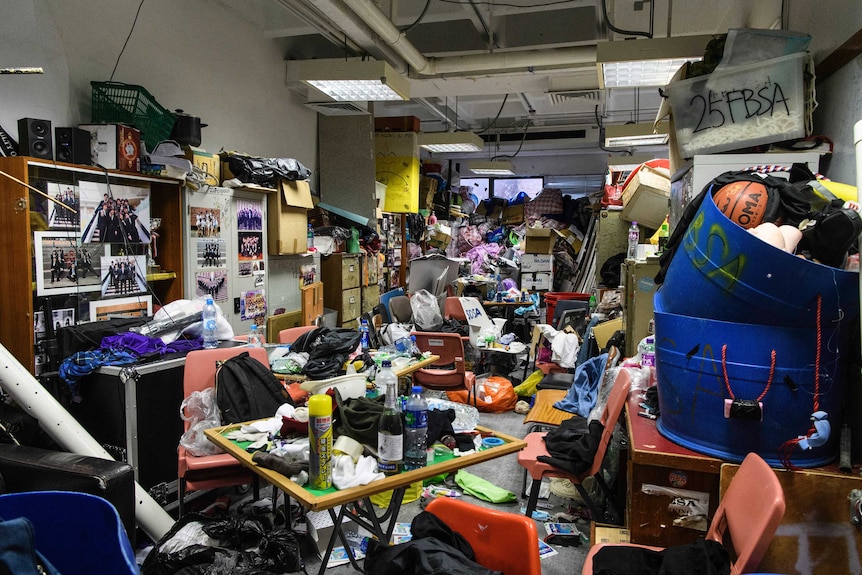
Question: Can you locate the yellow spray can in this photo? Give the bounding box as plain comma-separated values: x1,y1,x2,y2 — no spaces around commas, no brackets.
308,394,333,489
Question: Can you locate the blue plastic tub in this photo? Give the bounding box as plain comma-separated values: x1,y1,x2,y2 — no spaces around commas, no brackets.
654,299,850,468
657,192,859,328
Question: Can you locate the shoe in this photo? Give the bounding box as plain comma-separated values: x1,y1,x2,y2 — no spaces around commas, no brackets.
549,477,595,502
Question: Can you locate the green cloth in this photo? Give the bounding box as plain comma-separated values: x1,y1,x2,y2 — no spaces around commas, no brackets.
454,469,516,503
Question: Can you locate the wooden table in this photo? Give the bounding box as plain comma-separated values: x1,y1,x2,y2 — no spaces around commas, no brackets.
626,391,724,548
205,421,525,573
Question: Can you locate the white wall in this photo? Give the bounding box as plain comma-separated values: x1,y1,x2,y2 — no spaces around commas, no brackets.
1,0,317,173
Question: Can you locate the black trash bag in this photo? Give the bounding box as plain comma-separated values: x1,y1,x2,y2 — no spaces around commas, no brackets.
224,151,312,186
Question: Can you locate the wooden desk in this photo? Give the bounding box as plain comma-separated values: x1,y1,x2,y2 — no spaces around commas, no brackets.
721,463,862,575
205,422,525,573
626,392,723,548
274,354,440,383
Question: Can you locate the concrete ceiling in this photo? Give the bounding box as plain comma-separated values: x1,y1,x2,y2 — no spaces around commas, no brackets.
213,0,786,161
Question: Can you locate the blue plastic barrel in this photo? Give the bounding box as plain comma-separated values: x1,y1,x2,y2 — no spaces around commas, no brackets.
654,298,850,468
657,193,859,328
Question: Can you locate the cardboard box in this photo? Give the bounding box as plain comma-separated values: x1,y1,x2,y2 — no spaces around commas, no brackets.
621,164,671,230
184,146,220,184
524,227,554,254
502,204,525,225
267,179,314,255
520,271,553,291
520,253,553,273
79,123,141,171
592,523,630,545
592,317,623,349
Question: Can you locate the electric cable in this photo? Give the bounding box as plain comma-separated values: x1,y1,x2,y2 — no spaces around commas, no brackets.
109,0,146,82
600,0,653,38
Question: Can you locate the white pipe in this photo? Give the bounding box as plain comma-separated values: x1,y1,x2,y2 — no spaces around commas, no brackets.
0,344,174,542
855,119,862,355
311,0,599,80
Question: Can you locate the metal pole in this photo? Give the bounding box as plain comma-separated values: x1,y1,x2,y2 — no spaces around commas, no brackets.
0,343,174,542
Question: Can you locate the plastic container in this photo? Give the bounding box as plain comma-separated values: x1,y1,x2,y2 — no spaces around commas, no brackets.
308,394,333,490
201,297,218,349
544,292,591,325
654,297,849,468
247,325,262,347
404,386,429,470
666,52,810,158
426,398,480,432
90,81,175,151
656,190,859,328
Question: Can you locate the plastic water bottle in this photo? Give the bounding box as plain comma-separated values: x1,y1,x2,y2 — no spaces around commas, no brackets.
627,221,640,260
409,334,422,356
404,385,429,470
359,318,370,351
376,360,403,476
306,224,314,251
640,336,656,367
247,324,262,347
202,296,218,349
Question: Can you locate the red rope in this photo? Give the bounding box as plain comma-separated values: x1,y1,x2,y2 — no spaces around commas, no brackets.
778,295,823,470
721,345,776,402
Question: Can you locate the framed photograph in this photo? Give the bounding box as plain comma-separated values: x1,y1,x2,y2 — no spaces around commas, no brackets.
34,231,105,297
236,199,263,231
89,295,152,322
190,207,221,238
34,311,47,340
47,182,80,230
79,180,151,244
51,307,76,332
99,254,148,297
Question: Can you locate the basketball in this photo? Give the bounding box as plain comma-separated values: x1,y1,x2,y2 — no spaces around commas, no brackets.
713,180,769,229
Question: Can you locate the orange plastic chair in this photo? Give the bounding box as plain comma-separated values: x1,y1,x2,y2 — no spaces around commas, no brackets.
411,331,476,404
517,367,631,524
177,347,270,516
443,297,467,321
425,498,541,575
582,451,785,575
278,324,316,344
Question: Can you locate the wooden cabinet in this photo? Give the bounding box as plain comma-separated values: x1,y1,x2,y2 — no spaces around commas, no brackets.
0,156,183,374
320,253,361,325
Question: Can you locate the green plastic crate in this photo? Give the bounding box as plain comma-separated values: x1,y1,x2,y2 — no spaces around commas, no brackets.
91,81,175,151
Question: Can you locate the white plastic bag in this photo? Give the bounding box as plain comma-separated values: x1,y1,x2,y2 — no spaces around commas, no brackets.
179,387,222,456
410,289,443,331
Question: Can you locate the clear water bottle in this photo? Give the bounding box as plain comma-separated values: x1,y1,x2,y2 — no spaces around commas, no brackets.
409,334,422,356
247,324,262,347
306,224,314,251
202,296,218,349
359,318,370,351
640,336,656,367
627,221,640,260
376,360,402,475
404,385,428,470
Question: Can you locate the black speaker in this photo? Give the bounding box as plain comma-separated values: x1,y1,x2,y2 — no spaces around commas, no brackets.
17,117,52,160
54,127,92,165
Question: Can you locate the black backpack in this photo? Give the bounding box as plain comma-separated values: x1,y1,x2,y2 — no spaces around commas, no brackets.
215,352,294,424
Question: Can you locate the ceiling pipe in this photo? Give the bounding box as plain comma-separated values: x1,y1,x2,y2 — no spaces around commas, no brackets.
321,0,598,80
274,0,364,53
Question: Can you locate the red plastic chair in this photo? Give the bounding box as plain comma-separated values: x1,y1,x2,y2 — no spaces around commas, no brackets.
517,368,631,524
425,498,541,575
411,332,476,404
443,297,467,321
177,347,269,516
582,451,785,575
278,325,316,344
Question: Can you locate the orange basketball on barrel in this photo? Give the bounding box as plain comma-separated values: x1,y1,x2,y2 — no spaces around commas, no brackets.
713,180,769,229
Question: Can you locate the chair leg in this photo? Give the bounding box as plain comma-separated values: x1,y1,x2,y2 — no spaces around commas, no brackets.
252,476,260,501
178,477,186,518
525,474,542,518
574,482,606,524
594,470,624,525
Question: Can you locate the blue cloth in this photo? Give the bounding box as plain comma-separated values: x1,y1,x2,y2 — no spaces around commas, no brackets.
553,352,609,417
575,316,605,366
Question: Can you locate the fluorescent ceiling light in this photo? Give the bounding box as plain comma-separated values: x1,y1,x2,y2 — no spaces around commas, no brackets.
469,160,515,176
418,131,484,153
288,58,410,101
597,35,712,88
604,124,669,148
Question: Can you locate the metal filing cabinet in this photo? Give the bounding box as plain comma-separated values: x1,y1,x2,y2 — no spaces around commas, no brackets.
321,252,361,326
595,210,630,287
622,258,660,358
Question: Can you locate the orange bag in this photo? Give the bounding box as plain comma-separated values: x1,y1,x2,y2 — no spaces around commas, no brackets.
447,375,518,413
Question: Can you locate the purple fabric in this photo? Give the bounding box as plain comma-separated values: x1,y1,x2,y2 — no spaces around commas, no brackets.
466,242,503,274
101,332,204,356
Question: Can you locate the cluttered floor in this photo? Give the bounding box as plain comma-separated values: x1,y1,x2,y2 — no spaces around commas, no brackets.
147,377,604,574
